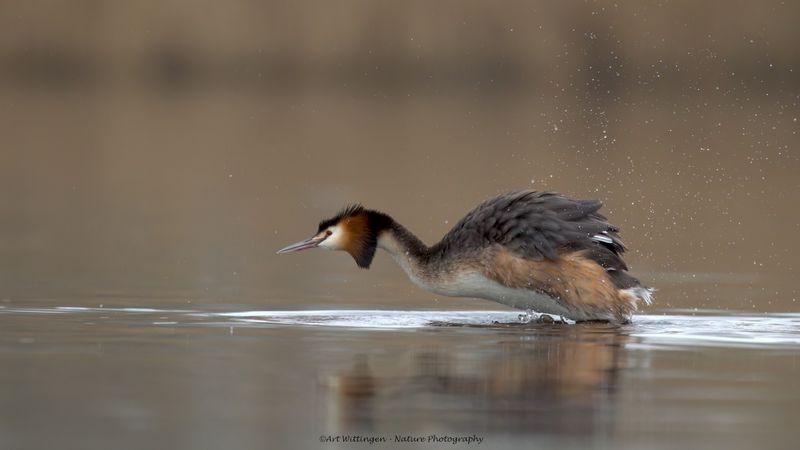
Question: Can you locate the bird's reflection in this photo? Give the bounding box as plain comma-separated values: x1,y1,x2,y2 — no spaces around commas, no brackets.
323,323,630,436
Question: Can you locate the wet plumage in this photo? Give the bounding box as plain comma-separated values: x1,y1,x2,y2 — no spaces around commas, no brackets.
431,191,643,292
278,191,652,323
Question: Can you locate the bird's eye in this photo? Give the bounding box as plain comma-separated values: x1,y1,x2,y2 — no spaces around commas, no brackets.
325,230,333,236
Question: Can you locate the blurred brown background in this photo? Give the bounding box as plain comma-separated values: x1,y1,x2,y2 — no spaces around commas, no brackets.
1,0,798,311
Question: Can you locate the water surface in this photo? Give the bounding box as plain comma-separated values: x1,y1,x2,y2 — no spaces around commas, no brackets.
2,302,798,450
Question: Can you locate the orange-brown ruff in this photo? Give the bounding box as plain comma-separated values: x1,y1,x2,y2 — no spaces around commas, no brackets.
278,191,653,323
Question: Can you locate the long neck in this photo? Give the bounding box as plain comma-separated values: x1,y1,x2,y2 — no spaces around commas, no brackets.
376,220,432,280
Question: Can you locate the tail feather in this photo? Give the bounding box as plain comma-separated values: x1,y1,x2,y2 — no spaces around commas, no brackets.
623,286,654,305
607,269,641,290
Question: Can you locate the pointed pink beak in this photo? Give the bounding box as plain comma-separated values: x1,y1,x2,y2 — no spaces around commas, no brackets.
276,235,326,254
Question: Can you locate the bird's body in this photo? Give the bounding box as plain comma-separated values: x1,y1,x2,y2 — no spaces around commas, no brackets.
278,191,652,323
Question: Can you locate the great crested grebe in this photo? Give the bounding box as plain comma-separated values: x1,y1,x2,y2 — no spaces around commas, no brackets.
277,191,652,323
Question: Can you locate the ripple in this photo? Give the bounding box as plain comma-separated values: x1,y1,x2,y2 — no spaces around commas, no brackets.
1,306,798,348
213,309,531,328
631,313,800,347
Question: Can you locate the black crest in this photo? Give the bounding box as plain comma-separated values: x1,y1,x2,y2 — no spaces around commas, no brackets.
318,204,365,233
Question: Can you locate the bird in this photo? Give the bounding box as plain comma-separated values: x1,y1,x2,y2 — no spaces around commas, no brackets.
277,191,652,323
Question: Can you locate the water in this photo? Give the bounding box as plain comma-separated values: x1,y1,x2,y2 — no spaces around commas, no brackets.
2,3,799,448
2,302,798,450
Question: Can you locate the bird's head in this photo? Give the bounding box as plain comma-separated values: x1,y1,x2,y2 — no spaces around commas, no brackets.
276,205,392,268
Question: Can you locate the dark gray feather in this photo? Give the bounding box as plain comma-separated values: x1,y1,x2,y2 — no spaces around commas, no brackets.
436,191,628,263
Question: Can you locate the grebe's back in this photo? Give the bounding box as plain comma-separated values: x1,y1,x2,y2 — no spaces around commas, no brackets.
427,191,652,322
